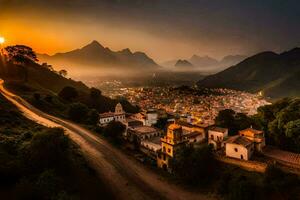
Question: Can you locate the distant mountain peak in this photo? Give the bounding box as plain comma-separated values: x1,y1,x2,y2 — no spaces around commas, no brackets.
119,48,132,55
175,59,193,67
83,40,105,50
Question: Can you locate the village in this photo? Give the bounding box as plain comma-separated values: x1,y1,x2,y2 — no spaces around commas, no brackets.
102,86,270,126
98,102,300,173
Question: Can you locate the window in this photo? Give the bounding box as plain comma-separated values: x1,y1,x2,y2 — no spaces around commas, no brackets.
241,155,244,160
163,154,166,161
163,147,166,152
234,148,238,152
210,135,214,140
168,148,171,153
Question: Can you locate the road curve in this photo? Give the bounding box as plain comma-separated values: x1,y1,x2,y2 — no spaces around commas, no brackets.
0,79,214,200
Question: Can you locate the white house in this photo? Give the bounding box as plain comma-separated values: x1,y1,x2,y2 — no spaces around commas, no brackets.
208,127,228,150
131,109,158,126
99,103,126,125
145,110,158,126
225,135,254,160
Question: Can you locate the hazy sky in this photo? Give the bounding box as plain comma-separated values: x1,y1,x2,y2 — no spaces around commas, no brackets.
1,0,300,62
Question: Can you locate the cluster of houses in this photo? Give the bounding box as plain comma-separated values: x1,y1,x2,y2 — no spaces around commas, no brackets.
99,103,266,171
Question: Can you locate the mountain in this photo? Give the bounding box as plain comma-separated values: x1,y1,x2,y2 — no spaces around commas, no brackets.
174,59,194,67
161,54,246,73
189,55,219,67
197,48,300,98
38,40,160,76
220,55,247,67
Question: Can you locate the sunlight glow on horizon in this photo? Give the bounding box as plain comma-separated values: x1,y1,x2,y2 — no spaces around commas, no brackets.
0,37,5,44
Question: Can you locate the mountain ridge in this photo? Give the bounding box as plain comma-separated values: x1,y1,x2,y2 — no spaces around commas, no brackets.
197,48,300,98
38,40,161,76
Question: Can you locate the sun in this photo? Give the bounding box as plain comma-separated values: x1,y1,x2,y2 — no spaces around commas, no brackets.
0,37,5,44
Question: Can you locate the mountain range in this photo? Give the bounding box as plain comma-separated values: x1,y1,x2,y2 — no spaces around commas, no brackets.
38,41,160,76
162,54,247,73
198,48,300,98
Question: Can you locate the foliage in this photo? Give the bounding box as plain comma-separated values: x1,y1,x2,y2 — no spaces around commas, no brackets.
58,69,68,77
4,45,38,64
68,102,89,122
103,121,126,145
86,109,100,125
255,98,300,152
215,109,255,135
59,86,79,101
170,145,216,185
90,87,102,99
154,117,169,130
0,94,114,200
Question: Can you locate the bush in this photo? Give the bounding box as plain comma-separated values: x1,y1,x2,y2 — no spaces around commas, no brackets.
103,121,126,144
68,102,89,122
170,145,216,185
58,86,78,101
25,128,69,172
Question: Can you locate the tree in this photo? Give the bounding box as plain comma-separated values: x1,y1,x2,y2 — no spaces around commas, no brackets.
103,121,126,144
33,93,41,101
58,86,78,101
5,45,38,64
170,145,216,185
87,109,99,125
90,87,102,99
68,103,89,122
25,128,69,171
58,69,68,77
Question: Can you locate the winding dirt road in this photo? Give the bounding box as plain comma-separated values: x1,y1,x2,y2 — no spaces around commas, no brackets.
0,79,214,200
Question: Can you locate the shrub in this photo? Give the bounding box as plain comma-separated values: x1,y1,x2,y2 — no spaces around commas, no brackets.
68,102,89,122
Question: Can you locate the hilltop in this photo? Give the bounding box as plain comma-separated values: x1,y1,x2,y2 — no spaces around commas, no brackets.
38,40,160,76
197,48,300,98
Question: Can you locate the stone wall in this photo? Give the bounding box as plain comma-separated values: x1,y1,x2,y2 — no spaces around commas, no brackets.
215,155,267,173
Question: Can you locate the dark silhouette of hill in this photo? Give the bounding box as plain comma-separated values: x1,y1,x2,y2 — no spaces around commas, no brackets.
38,40,160,74
0,55,139,113
197,48,300,98
0,57,88,93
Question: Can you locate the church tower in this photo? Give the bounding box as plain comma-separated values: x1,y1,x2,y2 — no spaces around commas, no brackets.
115,103,124,114
157,123,187,170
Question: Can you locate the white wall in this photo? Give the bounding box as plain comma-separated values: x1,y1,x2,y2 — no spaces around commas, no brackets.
225,143,252,160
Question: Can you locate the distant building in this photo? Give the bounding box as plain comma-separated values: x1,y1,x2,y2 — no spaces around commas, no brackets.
225,135,254,160
157,124,187,170
127,126,160,144
145,110,158,126
177,121,206,143
99,103,126,125
208,127,228,150
239,128,265,152
131,109,158,126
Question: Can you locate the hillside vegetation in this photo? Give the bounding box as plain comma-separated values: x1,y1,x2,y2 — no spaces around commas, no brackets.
198,48,300,98
0,94,115,200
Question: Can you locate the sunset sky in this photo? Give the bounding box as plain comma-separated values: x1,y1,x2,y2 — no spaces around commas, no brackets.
1,0,300,61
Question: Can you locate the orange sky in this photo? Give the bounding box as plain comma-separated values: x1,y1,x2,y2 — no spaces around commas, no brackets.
1,0,299,62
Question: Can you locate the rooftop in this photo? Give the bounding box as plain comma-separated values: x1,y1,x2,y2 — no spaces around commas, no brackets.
239,128,263,135
131,126,158,135
183,131,201,138
209,126,228,133
168,123,182,130
225,135,253,147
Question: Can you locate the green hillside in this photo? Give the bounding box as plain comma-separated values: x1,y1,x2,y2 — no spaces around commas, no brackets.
198,48,300,98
